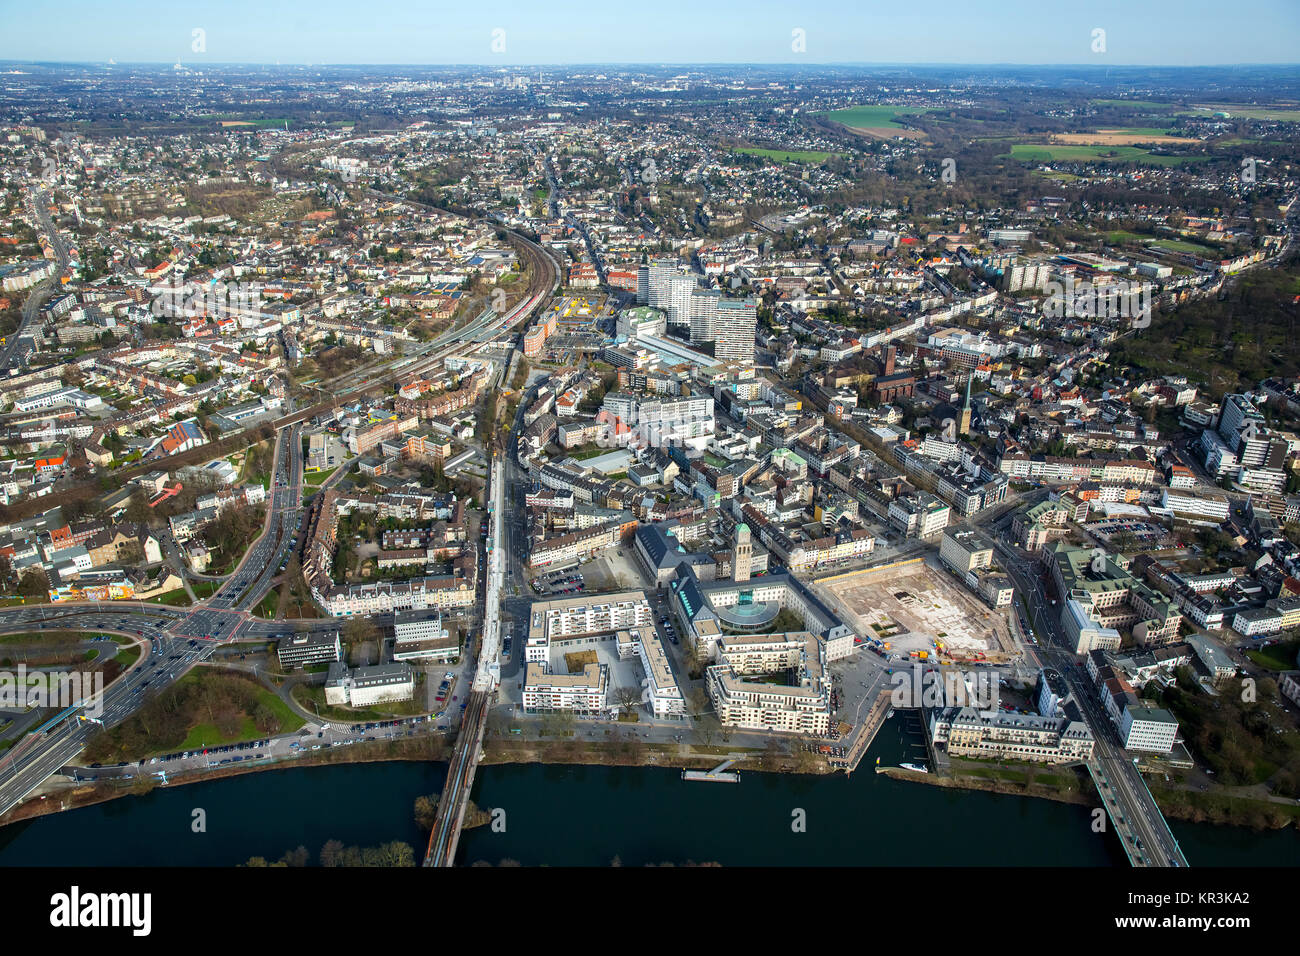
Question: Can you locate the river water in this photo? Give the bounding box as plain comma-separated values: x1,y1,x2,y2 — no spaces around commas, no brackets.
0,722,1294,866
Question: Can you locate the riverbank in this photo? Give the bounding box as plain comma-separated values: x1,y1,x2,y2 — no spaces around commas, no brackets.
5,733,1296,837
0,734,832,829
877,762,1300,831
0,733,455,828
2,746,1297,868
876,764,1095,808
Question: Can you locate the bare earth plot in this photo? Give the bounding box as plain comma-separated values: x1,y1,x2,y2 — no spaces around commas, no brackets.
819,560,1013,662
1052,130,1199,146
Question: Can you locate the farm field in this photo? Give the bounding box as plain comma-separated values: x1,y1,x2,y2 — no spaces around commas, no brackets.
1090,98,1177,110
1051,128,1198,146
1005,143,1208,166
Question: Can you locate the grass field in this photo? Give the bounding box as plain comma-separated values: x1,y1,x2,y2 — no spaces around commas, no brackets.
1005,144,1208,166
1106,230,1153,245
176,681,304,751
190,579,220,600
732,147,838,164
1149,238,1219,255
113,645,142,668
1090,99,1176,111
145,588,191,607
304,466,338,486
1191,104,1300,122
1246,640,1299,672
254,591,279,619
816,104,936,137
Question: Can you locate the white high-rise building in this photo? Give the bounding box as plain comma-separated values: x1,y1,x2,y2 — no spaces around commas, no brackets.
712,298,757,364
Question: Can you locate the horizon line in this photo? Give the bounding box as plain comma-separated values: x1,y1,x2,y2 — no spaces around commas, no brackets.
3,59,1300,70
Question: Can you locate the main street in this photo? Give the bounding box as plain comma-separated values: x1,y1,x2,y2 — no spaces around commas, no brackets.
975,503,1188,867
2,185,69,373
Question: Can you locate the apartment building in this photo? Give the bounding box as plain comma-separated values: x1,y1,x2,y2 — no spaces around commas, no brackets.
706,632,832,735
392,609,459,662
888,493,951,539
524,591,655,664
522,661,610,716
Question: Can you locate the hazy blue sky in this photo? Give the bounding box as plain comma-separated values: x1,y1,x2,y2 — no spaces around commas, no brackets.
1,0,1297,66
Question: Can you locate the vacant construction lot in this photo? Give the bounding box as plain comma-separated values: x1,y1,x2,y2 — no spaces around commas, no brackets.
819,559,1014,662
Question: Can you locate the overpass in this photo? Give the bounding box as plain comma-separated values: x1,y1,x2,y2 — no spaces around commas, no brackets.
424,454,505,866
1086,755,1188,867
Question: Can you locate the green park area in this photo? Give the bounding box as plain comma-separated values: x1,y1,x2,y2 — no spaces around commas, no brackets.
304,466,338,486
83,670,304,761
1246,640,1299,672
815,104,936,132
732,147,839,164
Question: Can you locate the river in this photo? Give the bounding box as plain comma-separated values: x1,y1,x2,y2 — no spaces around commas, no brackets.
0,723,1294,866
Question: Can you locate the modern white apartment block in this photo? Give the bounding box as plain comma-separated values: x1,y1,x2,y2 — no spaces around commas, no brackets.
1160,488,1230,521
706,632,832,735
522,661,610,716
524,590,656,663
617,626,686,720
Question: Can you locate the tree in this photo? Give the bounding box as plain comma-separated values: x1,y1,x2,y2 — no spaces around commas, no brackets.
278,845,310,867
17,570,47,598
615,685,642,717
697,715,719,747
414,794,439,830
342,615,379,650
319,840,345,867
126,489,153,526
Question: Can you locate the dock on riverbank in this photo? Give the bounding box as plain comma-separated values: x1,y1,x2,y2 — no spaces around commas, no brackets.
836,689,893,773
